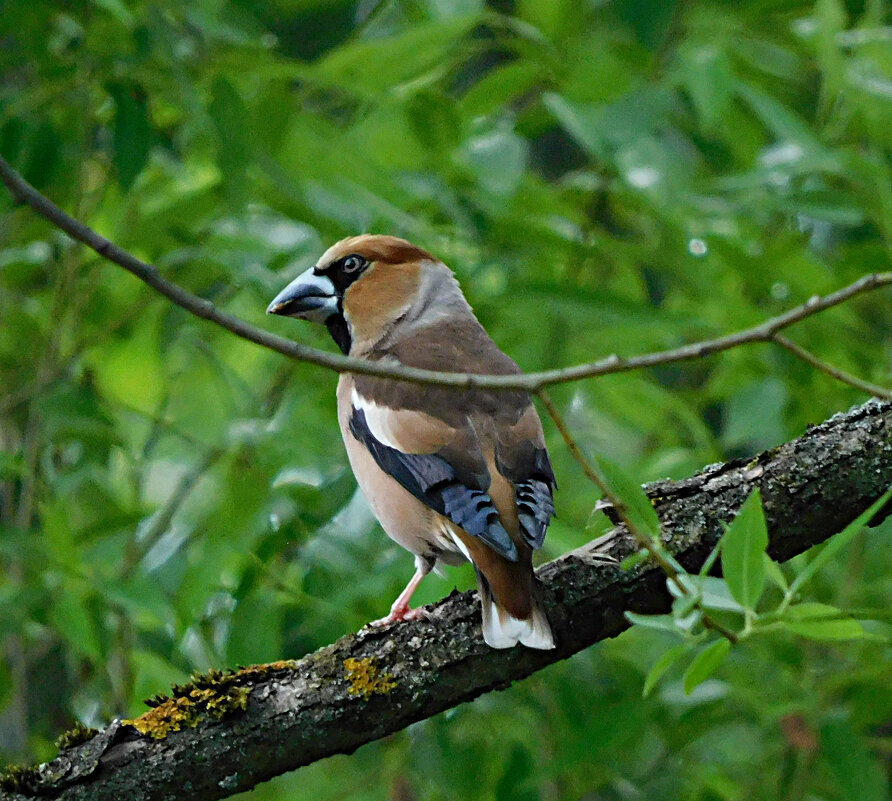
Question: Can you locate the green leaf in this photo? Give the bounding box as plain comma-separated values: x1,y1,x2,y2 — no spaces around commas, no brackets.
788,485,892,597
210,76,250,207
130,650,190,715
782,602,842,620
49,582,103,662
312,16,481,96
543,93,606,158
775,193,865,226
735,81,837,167
784,618,866,641
460,62,541,117
677,42,735,130
721,489,768,610
764,554,788,592
494,744,536,801
109,82,152,190
92,0,135,26
822,718,889,801
723,380,788,451
698,542,722,576
620,549,650,570
0,450,25,480
695,576,746,614
683,639,731,694
226,589,283,665
591,455,661,541
625,611,682,634
407,90,462,154
423,0,484,20
671,591,701,625
643,644,688,697
88,319,165,415
460,128,528,196
772,602,871,641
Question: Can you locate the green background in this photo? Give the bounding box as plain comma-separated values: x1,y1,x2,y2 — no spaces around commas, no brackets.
1,0,891,798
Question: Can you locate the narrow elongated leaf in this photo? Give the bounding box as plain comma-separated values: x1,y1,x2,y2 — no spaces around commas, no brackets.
625,611,682,634
50,584,103,662
592,455,661,541
313,16,480,96
678,42,734,129
698,542,722,576
736,81,836,164
782,602,841,620
671,591,699,620
721,489,768,610
643,644,688,697
494,744,536,801
694,576,746,613
109,82,152,190
784,619,866,641
788,485,892,597
620,549,650,570
764,554,788,592
210,77,249,206
92,0,135,26
683,639,731,694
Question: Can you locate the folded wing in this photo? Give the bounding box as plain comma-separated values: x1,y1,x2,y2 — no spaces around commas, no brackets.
348,405,519,561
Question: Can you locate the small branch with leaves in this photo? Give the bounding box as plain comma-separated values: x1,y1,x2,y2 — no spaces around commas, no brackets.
540,389,892,692
537,389,742,645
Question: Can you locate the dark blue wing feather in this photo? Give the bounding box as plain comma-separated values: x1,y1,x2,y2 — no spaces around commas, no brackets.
515,478,555,550
349,408,519,561
495,441,555,550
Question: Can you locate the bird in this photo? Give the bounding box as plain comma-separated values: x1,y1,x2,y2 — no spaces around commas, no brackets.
267,235,556,649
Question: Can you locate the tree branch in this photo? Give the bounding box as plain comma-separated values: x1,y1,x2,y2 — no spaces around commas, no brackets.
771,333,892,400
3,399,890,801
1,155,890,395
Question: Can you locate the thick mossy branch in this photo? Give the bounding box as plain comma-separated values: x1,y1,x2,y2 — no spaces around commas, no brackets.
2,400,890,801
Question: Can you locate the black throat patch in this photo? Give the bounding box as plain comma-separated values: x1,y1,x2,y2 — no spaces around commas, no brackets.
325,313,351,354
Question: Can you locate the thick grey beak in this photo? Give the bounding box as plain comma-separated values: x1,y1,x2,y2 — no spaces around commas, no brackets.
266,267,338,323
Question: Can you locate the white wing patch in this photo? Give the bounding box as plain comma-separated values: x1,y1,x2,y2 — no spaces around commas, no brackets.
351,388,402,450
431,520,473,564
448,528,473,563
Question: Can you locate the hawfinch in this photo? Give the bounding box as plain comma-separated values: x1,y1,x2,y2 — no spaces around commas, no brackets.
267,235,555,649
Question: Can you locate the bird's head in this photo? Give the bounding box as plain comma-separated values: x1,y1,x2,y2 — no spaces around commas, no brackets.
267,234,467,355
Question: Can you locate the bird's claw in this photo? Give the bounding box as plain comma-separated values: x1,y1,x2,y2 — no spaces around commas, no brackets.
366,605,433,629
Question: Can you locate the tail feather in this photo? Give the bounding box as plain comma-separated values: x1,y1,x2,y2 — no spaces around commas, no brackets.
477,572,555,650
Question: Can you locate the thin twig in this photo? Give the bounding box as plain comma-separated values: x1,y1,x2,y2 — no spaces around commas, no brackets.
772,334,892,400
537,388,740,643
1,155,890,395
536,389,678,575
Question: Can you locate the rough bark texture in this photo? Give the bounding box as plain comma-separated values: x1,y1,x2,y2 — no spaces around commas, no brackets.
2,399,890,801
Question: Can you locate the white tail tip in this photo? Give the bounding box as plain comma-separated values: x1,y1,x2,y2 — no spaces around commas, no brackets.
480,596,555,650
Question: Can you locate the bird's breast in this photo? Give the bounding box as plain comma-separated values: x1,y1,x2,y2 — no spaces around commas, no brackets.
336,375,449,558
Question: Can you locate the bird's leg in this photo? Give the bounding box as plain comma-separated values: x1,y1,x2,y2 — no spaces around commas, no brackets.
367,565,431,627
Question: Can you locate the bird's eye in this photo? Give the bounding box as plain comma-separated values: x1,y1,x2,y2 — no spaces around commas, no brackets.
342,254,366,273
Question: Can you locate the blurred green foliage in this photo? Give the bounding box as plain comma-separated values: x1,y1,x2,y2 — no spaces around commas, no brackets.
1,0,892,798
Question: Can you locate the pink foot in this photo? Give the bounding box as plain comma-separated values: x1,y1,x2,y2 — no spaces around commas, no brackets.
366,604,432,628
364,565,433,629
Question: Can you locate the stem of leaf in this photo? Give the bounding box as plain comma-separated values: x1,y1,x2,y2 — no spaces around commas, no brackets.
537,389,739,645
